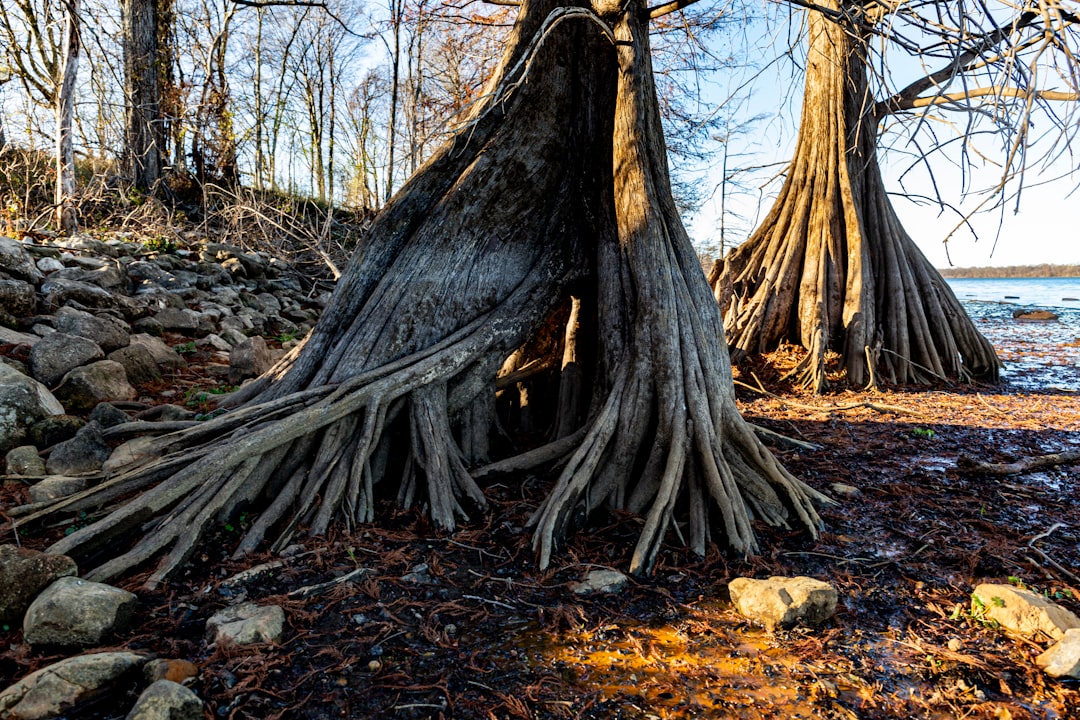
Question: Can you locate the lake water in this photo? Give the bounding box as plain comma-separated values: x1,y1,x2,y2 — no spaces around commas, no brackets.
944,277,1080,392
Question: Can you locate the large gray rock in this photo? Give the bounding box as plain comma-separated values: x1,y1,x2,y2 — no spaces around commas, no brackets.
41,277,121,310
89,402,131,428
126,680,203,720
0,325,40,346
1037,628,1080,679
46,421,110,475
5,445,45,475
0,545,78,624
24,576,138,646
0,651,147,720
55,359,137,410
728,576,838,631
0,236,44,283
28,332,105,387
28,414,85,448
0,362,65,452
129,333,187,371
206,602,285,646
0,278,36,316
108,343,162,385
154,307,199,332
28,474,90,503
54,306,131,352
972,584,1080,640
229,335,273,384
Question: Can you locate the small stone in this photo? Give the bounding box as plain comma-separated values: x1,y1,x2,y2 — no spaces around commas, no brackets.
1036,628,1080,679
570,569,630,595
829,482,862,498
1012,309,1059,322
206,602,285,646
728,576,838,631
368,660,382,673
126,679,203,720
144,658,200,684
28,475,89,503
24,576,138,646
972,583,1080,640
55,359,137,410
0,545,78,623
5,445,45,476
88,402,131,428
401,563,434,585
947,637,963,652
0,651,147,720
46,421,110,475
228,335,273,384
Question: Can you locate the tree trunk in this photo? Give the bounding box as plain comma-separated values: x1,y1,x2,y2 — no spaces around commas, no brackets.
55,0,79,234
123,0,163,190
713,3,1000,392
27,0,826,587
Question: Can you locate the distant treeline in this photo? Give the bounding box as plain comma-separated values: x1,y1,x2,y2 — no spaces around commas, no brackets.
938,264,1080,278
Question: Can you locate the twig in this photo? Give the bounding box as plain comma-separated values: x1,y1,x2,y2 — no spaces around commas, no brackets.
462,594,518,611
287,567,367,598
975,393,1010,417
1026,547,1080,586
749,423,822,451
958,449,1080,476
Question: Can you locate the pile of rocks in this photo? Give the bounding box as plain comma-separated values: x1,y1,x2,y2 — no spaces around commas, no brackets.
1,232,329,481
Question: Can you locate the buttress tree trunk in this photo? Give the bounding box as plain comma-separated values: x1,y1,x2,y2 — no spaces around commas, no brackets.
711,3,1000,392
20,0,827,588
123,0,163,190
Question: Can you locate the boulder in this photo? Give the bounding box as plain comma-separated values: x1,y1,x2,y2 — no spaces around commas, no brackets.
0,325,40,347
35,256,64,274
229,335,273,384
972,583,1080,640
55,359,137,410
28,332,105,387
206,602,285,646
108,343,163,385
54,306,131,352
46,422,110,475
728,576,839,631
1012,309,1059,322
125,680,203,720
5,445,45,476
571,569,630,595
154,307,200,333
0,279,36,316
41,277,121,310
1036,628,1080,679
24,576,138,646
0,236,44,283
28,475,89,503
0,545,78,624
129,333,187,371
0,651,147,720
0,363,65,452
89,402,131,428
28,414,86,448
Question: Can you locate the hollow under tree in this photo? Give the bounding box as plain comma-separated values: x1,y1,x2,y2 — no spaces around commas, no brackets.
710,0,1079,392
12,0,828,588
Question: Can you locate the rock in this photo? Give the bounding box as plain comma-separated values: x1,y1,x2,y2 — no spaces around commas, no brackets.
36,256,64,274
0,325,40,347
24,576,138,646
27,414,86,448
108,343,163,385
0,651,147,720
0,236,44,283
206,602,285,646
28,475,90,503
154,307,200,332
401,563,435,585
728,576,838,631
41,277,121,310
54,306,131,352
0,545,78,624
134,403,196,422
126,680,203,720
46,422,110,475
89,402,131,428
570,569,630,595
0,279,37,316
829,482,862,498
972,584,1080,640
129,333,187,371
28,332,105,387
1036,628,1080,679
229,335,273,384
131,315,165,336
1012,309,1058,322
5,445,46,475
144,658,199,684
0,362,65,452
55,359,137,410
196,333,233,351
104,436,159,472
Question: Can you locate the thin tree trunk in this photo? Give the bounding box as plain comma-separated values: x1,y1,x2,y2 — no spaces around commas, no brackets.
55,0,79,234
123,0,163,190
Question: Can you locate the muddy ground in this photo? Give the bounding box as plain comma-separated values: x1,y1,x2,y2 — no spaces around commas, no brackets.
2,320,1079,719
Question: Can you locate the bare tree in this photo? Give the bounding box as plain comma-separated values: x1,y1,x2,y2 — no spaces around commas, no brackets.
123,0,164,189
712,0,1079,391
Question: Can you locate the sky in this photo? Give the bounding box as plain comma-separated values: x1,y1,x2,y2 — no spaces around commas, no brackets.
681,3,1080,270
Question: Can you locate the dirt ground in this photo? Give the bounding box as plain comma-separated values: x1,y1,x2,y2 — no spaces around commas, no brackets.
2,341,1079,720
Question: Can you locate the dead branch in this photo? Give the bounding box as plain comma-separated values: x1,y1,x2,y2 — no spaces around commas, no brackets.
958,449,1080,476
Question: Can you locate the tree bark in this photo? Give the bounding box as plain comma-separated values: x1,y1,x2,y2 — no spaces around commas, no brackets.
123,0,163,190
26,0,827,587
55,0,79,234
713,3,1000,392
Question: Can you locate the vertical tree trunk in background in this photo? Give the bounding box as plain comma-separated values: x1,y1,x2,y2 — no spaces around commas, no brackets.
55,0,79,234
385,0,403,203
253,8,264,190
124,0,163,190
713,2,999,392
